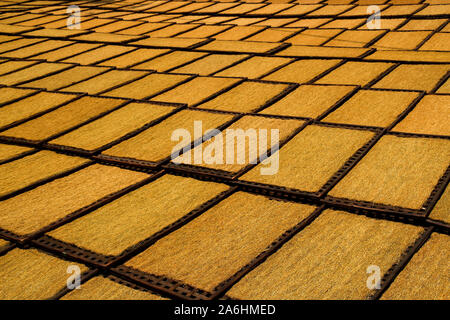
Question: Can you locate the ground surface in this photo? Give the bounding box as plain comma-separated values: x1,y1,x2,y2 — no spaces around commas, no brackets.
0,0,449,300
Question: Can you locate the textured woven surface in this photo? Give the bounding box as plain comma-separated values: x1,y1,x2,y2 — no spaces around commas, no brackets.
50,102,176,151
103,109,234,162
241,125,375,192
125,192,317,291
429,184,450,224
0,248,88,299
0,164,149,236
0,91,75,129
0,150,89,197
329,135,450,209
2,97,127,141
381,233,450,300
48,175,229,256
0,238,9,250
0,143,32,162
